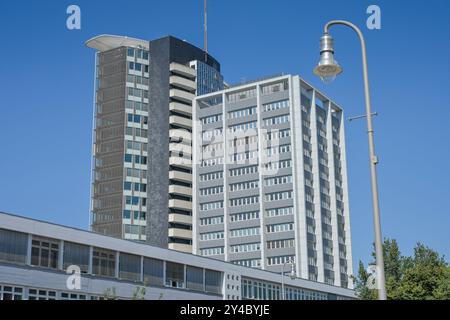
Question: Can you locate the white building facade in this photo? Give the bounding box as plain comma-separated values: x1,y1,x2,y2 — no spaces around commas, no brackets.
192,75,354,289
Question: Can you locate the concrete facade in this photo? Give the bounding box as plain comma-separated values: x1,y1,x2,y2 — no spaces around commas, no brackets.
192,75,354,289
86,35,223,253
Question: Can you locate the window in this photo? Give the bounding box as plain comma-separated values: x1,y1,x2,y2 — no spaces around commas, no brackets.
228,106,257,119
266,223,294,233
92,248,116,278
230,243,260,253
267,255,295,266
0,229,28,265
31,236,59,269
60,292,88,300
165,262,185,288
230,211,259,222
230,227,260,238
267,239,295,250
265,191,293,202
232,259,261,268
127,48,134,57
200,231,224,241
63,242,89,273
200,247,224,256
0,285,23,300
143,257,164,286
266,207,293,218
264,175,292,187
264,114,290,126
263,99,289,112
200,201,223,211
200,171,223,182
28,288,57,300
205,269,222,294
186,266,204,291
200,216,224,226
119,253,141,281
201,114,222,125
124,181,132,190
229,196,259,207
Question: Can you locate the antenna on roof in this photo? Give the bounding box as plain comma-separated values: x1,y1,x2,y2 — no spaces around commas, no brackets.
204,0,208,62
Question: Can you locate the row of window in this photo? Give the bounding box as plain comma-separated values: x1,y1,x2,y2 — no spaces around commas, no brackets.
265,206,293,218
201,114,222,125
127,48,149,60
127,87,149,99
232,259,261,268
264,128,290,140
230,227,260,238
124,196,146,207
228,106,257,119
266,255,295,266
264,175,292,186
125,127,148,138
124,154,147,165
128,62,149,73
126,140,147,151
122,210,146,221
266,223,294,234
263,99,290,112
263,159,292,171
229,195,259,207
266,144,291,156
229,180,259,192
126,100,149,112
230,243,260,254
200,186,223,196
126,167,147,179
200,231,224,241
127,113,148,125
200,247,224,256
229,121,257,132
265,191,293,202
127,74,149,86
242,278,329,300
0,229,222,295
264,114,290,126
200,216,224,226
200,201,224,211
124,182,147,192
199,171,223,181
230,211,260,222
267,239,295,250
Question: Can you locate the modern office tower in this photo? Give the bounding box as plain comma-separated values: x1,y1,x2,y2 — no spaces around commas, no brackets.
86,35,223,252
192,75,354,288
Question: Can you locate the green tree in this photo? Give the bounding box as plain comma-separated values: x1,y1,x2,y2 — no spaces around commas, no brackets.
352,261,377,300
353,239,450,300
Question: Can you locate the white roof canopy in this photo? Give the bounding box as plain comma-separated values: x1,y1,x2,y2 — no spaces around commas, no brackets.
85,34,149,52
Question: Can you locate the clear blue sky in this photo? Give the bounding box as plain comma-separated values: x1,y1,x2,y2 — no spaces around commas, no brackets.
0,0,449,271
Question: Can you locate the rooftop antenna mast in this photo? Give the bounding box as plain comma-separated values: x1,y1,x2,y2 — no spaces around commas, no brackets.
204,0,208,62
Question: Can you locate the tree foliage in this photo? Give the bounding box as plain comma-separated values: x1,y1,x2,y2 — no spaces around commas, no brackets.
354,239,450,300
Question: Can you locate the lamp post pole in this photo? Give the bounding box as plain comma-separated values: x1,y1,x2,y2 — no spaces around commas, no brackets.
320,20,387,300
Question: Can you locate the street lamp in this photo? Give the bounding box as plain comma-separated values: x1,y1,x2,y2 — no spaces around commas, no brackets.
281,259,296,300
313,20,387,300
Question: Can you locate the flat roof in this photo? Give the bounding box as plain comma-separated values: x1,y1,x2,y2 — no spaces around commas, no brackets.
85,34,149,52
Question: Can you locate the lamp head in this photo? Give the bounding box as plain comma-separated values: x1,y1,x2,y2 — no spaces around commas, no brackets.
313,33,342,84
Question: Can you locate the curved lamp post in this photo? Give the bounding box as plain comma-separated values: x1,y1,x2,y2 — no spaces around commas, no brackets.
313,20,387,300
281,259,296,300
